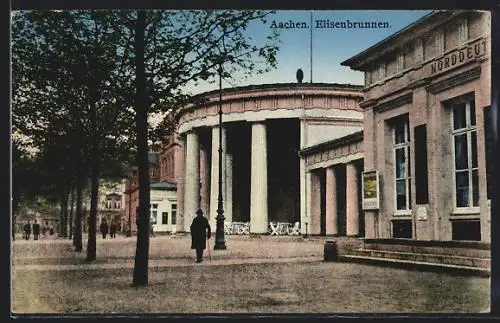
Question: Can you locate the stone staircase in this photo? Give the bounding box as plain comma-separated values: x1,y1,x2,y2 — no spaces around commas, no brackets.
338,239,491,277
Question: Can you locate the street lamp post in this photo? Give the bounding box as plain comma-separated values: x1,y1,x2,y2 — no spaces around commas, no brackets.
214,61,227,250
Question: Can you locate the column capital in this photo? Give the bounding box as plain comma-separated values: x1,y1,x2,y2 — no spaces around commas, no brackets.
250,120,266,126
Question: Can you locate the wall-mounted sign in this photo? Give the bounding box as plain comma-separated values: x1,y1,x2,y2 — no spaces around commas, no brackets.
417,205,428,221
362,170,380,210
429,38,487,76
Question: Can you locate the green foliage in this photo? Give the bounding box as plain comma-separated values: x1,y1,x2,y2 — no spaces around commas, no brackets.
11,9,280,214
111,10,281,143
12,11,138,204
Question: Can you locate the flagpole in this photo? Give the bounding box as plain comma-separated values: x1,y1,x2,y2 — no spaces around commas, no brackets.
310,10,313,83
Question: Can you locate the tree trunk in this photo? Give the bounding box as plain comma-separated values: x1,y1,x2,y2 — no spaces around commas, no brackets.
69,186,75,240
62,186,71,238
74,174,84,252
86,108,99,261
59,195,65,237
133,10,150,287
59,190,68,238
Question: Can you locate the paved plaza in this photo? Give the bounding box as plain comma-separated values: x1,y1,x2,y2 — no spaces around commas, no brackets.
11,234,490,314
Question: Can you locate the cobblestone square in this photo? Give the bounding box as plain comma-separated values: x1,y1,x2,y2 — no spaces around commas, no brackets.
11,235,490,314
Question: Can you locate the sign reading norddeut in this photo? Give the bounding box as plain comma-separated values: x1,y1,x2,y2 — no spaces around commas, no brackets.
429,38,487,76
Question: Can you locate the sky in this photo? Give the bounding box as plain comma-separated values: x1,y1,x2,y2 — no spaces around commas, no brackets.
11,9,432,95
11,9,433,148
189,10,432,94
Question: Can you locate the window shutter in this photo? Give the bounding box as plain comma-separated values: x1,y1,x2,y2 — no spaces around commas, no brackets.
414,124,429,204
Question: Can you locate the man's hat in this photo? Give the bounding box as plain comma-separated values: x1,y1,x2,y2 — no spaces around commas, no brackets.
196,209,204,216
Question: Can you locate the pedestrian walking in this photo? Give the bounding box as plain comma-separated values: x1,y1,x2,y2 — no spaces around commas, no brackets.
32,220,41,240
100,219,109,239
110,220,117,239
190,209,211,263
150,221,156,238
23,221,31,240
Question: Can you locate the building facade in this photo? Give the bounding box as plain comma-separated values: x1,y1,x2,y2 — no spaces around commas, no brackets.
123,152,178,233
173,83,364,233
97,180,126,230
342,10,491,242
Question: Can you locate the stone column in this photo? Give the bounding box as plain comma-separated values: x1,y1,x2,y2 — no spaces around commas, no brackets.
305,171,312,235
363,108,377,239
250,122,268,233
300,119,307,235
183,130,200,232
346,162,359,236
199,141,210,220
210,126,226,227
325,166,338,235
224,144,233,224
309,170,321,235
300,158,307,234
176,137,185,233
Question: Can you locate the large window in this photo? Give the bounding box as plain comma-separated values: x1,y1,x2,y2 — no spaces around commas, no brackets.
393,116,411,211
171,204,177,225
150,203,158,224
451,98,478,208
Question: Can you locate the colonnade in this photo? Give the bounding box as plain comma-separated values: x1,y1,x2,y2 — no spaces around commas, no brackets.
308,161,361,236
182,122,269,233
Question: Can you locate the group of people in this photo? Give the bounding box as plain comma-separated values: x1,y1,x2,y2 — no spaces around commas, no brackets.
99,219,118,239
99,218,156,239
19,220,54,240
17,211,214,263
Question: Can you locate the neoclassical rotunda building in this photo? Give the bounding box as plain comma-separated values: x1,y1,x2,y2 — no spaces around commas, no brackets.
171,83,364,234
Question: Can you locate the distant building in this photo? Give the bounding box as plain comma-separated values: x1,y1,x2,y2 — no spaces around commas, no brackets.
123,151,178,233
82,179,126,232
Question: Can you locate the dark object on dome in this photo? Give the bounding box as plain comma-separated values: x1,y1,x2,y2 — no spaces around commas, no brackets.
296,68,304,84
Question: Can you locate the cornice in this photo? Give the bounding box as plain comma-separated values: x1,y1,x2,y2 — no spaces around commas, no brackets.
425,66,482,94
299,131,363,157
373,92,413,113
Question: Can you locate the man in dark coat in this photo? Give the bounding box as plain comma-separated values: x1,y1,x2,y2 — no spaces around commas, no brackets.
100,219,109,239
23,221,31,240
109,220,117,239
32,220,41,240
190,209,211,263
